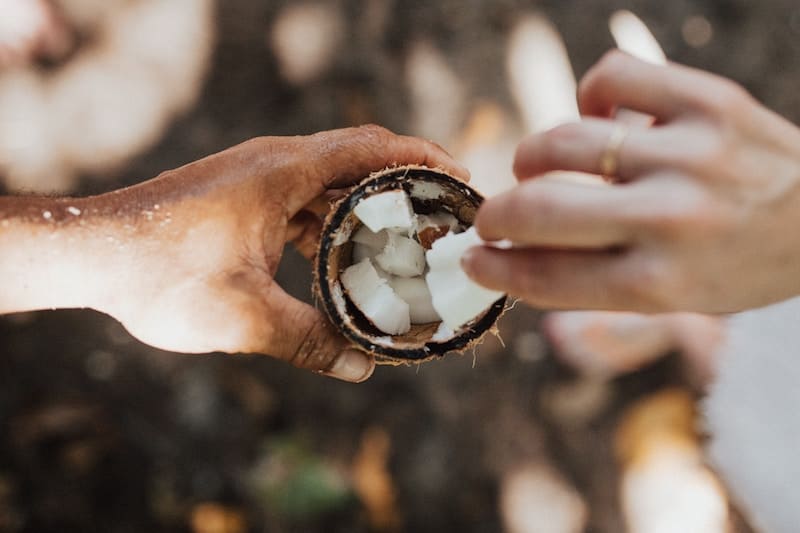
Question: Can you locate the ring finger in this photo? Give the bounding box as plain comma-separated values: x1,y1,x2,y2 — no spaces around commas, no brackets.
513,118,671,182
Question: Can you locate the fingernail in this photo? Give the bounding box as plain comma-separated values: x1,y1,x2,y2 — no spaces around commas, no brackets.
456,162,471,180
326,349,374,383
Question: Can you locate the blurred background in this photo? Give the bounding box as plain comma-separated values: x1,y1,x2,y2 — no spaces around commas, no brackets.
2,0,799,531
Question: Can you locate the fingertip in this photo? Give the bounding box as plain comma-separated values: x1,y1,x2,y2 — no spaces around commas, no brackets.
512,134,535,179
473,194,509,243
578,49,633,117
461,246,478,278
461,245,495,287
324,348,375,383
472,204,489,238
461,246,524,297
513,131,559,181
454,161,471,182
419,137,470,182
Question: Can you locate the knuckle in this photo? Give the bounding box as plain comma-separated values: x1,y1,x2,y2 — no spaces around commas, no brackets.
699,79,752,116
515,256,561,304
311,124,395,155
356,123,394,142
239,136,277,162
518,186,559,222
580,50,627,90
683,201,731,239
645,192,725,242
242,136,266,148
644,207,691,239
618,256,678,311
538,124,579,166
682,135,728,173
547,122,583,147
513,136,538,176
289,320,337,371
517,269,547,302
596,49,628,74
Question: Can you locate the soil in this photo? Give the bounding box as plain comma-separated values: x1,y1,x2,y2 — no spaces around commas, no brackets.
4,0,798,531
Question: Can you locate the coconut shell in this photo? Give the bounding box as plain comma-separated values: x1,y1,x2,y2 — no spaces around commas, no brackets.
313,165,507,363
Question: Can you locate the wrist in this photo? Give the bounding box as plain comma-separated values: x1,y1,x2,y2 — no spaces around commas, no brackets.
0,194,145,315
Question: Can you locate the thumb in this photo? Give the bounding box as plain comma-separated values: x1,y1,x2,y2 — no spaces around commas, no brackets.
261,286,375,383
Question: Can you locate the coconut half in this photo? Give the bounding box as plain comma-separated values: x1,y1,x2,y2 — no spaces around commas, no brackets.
314,166,507,362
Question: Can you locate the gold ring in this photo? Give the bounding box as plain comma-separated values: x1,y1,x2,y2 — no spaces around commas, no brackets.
599,123,629,178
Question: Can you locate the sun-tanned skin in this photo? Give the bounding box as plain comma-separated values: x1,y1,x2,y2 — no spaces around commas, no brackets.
0,125,468,383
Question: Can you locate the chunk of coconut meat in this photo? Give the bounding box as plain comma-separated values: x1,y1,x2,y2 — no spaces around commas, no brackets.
375,232,426,277
341,259,410,335
389,276,440,324
352,225,389,248
426,227,505,330
351,226,388,264
352,242,378,264
353,190,415,233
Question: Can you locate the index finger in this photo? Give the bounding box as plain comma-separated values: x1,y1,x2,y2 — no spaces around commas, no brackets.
305,125,470,188
578,50,742,122
513,119,665,182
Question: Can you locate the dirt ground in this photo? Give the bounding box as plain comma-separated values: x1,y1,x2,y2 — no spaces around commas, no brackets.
3,0,800,531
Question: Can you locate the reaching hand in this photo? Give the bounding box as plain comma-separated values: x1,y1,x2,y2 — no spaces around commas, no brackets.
464,50,800,314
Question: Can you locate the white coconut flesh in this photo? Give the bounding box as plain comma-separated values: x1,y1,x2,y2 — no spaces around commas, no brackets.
425,227,505,330
351,226,388,264
352,189,415,232
340,259,411,335
388,276,439,324
352,241,378,264
375,232,426,277
341,189,505,336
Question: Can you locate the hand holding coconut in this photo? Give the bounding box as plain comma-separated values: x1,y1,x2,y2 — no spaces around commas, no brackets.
464,51,800,314
0,125,468,382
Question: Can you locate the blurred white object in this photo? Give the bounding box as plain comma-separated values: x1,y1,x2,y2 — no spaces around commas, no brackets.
406,40,466,146
457,12,587,197
507,14,596,186
0,0,50,65
0,0,214,193
270,2,344,85
56,0,128,31
616,389,730,533
609,10,667,65
705,297,800,533
621,454,730,533
609,10,666,129
455,102,518,198
500,463,587,533
507,14,579,134
682,16,714,49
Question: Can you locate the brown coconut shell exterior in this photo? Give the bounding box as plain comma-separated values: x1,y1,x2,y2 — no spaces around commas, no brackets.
313,165,506,363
